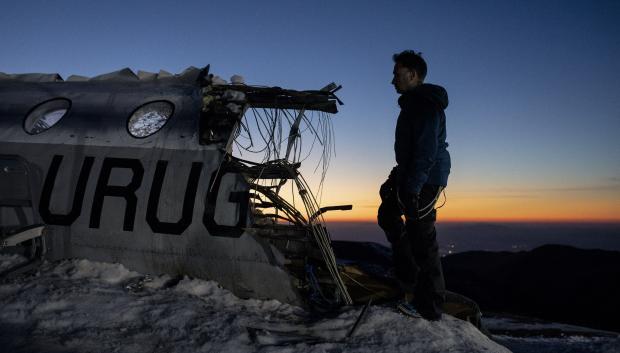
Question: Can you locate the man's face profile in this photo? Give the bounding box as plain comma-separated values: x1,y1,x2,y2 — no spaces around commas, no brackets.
392,63,419,94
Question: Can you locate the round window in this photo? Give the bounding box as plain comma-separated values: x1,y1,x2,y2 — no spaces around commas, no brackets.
127,101,174,138
23,98,71,135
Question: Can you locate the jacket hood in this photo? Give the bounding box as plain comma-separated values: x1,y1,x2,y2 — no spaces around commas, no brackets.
399,83,449,110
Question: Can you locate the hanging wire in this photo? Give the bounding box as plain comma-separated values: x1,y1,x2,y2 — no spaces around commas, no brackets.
233,107,334,181
294,172,352,304
228,104,351,304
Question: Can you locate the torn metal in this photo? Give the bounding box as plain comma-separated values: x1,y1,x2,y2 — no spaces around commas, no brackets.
199,68,352,305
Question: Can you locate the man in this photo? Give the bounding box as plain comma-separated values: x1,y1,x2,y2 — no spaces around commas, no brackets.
378,50,451,320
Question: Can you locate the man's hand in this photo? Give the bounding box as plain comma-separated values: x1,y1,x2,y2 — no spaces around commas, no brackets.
379,179,393,201
379,167,399,201
397,189,419,220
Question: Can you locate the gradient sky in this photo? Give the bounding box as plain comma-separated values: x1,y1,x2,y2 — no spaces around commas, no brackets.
1,0,619,222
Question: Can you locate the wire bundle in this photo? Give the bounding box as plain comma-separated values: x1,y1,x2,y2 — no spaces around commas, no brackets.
294,173,353,305
229,105,352,305
233,107,334,199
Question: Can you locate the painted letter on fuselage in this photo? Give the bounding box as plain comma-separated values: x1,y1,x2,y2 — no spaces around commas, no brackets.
89,158,144,231
39,155,95,226
146,160,203,235
203,167,249,237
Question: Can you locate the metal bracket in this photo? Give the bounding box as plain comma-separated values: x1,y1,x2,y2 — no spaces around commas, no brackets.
1,224,45,248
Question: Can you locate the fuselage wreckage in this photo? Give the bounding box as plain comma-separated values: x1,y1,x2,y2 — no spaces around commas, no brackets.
0,66,357,307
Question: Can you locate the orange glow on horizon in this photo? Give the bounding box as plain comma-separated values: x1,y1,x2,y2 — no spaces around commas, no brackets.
324,215,620,224
288,171,620,225
317,185,620,224
322,209,620,223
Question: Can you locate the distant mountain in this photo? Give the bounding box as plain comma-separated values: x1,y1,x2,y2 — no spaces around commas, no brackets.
443,244,620,332
328,221,620,254
435,222,620,253
332,240,620,333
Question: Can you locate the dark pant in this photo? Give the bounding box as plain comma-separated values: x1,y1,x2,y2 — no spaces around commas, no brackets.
377,183,445,319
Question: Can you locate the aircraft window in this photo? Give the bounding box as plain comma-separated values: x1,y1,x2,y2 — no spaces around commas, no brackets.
127,101,174,138
23,98,71,135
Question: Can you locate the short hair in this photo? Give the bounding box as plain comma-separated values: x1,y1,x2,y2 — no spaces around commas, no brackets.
393,50,427,81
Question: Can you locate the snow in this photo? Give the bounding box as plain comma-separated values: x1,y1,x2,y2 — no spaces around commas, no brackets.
0,254,510,353
30,109,67,134
230,75,245,85
484,315,618,336
211,75,227,85
226,102,242,114
0,253,27,272
483,315,620,353
127,102,172,138
52,259,141,285
222,89,246,102
493,335,620,353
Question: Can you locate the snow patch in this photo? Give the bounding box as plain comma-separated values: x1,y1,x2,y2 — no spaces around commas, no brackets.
222,89,246,102
0,258,512,352
33,299,71,314
142,274,173,290
53,259,140,284
226,102,242,113
0,253,27,272
211,75,227,85
494,334,620,353
175,276,221,297
230,75,245,84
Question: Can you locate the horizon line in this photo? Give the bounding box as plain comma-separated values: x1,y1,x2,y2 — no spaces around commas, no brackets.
324,218,620,224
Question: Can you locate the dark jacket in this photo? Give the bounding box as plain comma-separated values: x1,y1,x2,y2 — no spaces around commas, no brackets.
394,83,451,195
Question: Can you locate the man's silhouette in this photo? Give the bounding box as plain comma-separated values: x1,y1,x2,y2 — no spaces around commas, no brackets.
378,50,451,320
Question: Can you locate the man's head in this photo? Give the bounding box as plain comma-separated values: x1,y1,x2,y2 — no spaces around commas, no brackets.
392,50,427,94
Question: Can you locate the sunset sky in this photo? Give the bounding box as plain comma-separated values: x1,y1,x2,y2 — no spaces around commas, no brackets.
1,0,618,223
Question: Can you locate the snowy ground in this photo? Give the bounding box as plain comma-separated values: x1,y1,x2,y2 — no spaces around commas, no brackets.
492,335,620,353
483,315,620,353
0,254,509,353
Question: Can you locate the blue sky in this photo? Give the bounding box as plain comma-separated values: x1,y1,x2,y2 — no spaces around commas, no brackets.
1,0,619,221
